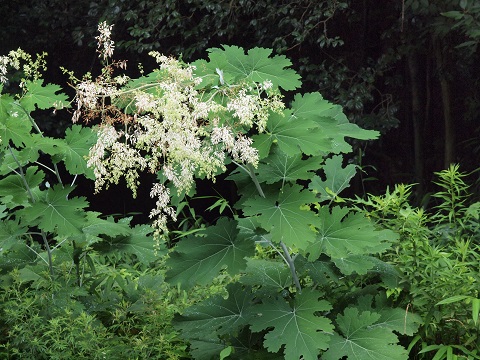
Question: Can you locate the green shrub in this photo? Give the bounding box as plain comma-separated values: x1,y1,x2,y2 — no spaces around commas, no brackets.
355,164,480,359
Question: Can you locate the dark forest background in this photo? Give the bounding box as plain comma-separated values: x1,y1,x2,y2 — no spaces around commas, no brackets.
2,0,480,214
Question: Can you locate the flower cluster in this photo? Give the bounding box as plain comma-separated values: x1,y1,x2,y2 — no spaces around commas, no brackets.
149,183,177,241
74,25,286,240
0,49,46,85
95,22,115,60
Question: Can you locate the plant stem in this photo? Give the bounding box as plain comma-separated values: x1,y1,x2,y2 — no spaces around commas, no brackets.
41,231,55,276
8,145,55,276
241,161,302,293
13,102,64,187
279,242,302,293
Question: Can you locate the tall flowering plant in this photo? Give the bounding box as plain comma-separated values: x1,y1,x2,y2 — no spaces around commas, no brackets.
70,22,285,239
65,23,423,359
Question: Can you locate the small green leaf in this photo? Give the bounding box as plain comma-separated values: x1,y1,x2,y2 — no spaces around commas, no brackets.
219,346,233,359
436,295,469,306
472,298,480,325
250,289,333,360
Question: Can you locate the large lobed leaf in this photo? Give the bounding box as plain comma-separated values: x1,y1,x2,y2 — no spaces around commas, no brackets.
56,125,97,178
174,283,255,338
253,93,378,159
256,145,324,186
91,218,158,264
17,185,88,236
323,294,422,360
0,107,33,148
306,206,397,263
249,289,333,360
309,155,357,202
166,217,254,288
19,79,69,112
239,258,292,291
253,111,332,159
324,308,408,360
193,45,301,90
0,166,44,206
242,184,318,249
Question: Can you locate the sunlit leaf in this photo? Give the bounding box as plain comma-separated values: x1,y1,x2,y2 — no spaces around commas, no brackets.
0,166,44,205
193,45,301,90
256,145,324,185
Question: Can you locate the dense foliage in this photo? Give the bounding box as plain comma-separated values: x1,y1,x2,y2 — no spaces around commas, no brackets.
1,18,480,359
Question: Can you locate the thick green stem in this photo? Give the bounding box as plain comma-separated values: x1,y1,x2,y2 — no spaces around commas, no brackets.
8,145,55,276
242,162,302,293
41,231,55,276
13,102,64,187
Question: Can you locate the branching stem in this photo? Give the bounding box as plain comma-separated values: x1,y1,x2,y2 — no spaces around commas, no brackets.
8,144,55,276
239,161,302,293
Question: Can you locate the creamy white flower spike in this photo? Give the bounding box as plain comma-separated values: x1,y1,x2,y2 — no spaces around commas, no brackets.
73,35,285,239
96,22,115,60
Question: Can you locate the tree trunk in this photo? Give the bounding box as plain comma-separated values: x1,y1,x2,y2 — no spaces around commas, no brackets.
434,39,455,168
407,52,424,196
